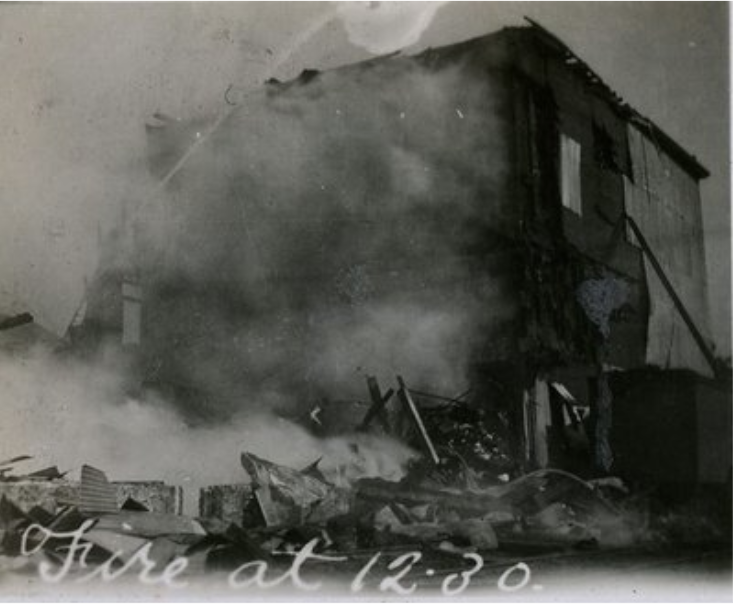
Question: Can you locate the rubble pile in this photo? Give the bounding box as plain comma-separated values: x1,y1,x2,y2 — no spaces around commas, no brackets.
0,460,262,577
0,458,644,580
0,376,671,582
0,457,182,516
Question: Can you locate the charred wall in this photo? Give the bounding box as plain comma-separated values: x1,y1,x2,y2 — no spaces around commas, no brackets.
503,28,651,372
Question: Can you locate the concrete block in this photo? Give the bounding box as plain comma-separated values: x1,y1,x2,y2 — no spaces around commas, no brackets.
113,481,183,515
199,484,253,525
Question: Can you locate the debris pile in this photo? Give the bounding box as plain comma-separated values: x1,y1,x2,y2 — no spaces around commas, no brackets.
0,376,661,582
1,373,727,585
0,456,182,515
0,462,264,577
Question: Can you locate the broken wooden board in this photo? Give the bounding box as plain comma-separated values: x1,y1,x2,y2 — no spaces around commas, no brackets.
94,511,206,538
356,478,511,518
396,376,440,464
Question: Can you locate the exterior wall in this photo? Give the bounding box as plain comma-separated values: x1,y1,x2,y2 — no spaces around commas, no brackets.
624,125,712,375
610,371,698,484
611,370,730,486
505,30,648,371
694,380,732,484
552,76,648,370
505,28,711,377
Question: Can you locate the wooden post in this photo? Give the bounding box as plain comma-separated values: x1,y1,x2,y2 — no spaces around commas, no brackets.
396,376,440,465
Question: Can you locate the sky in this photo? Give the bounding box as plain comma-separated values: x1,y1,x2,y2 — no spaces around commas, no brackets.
0,1,730,354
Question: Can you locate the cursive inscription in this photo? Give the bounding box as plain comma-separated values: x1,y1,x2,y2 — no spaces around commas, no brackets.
20,524,536,595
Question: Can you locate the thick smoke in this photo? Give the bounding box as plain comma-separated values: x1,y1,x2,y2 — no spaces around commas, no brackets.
0,3,341,336
0,347,415,514
125,55,514,419
1,6,512,509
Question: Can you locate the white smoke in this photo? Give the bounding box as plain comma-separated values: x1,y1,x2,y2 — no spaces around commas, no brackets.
0,347,417,514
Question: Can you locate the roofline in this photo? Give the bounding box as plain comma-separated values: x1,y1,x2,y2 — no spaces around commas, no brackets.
519,18,709,180
154,20,710,197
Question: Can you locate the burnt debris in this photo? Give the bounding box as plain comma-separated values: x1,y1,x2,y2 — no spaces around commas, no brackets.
0,18,729,588
0,374,729,581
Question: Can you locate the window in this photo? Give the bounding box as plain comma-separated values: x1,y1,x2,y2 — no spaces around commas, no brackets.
559,133,582,215
592,122,621,173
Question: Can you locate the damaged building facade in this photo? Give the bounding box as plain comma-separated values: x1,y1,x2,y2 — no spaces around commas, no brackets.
76,22,727,488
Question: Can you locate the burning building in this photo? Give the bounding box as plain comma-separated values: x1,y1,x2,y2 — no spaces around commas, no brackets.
74,21,725,484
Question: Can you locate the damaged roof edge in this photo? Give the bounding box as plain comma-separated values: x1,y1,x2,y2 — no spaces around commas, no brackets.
158,20,709,196
628,117,710,180
408,19,709,181
519,17,709,181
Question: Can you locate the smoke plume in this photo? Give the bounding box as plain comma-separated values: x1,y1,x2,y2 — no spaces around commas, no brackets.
0,347,416,514
122,52,514,419
0,6,512,512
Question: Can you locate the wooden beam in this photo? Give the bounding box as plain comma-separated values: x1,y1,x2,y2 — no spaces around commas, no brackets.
356,478,508,515
396,376,440,465
625,215,720,376
358,376,394,432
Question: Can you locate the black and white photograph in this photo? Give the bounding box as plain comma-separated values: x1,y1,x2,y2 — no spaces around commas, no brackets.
0,2,731,601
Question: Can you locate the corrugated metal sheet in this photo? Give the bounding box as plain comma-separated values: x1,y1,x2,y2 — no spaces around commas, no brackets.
80,464,119,514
